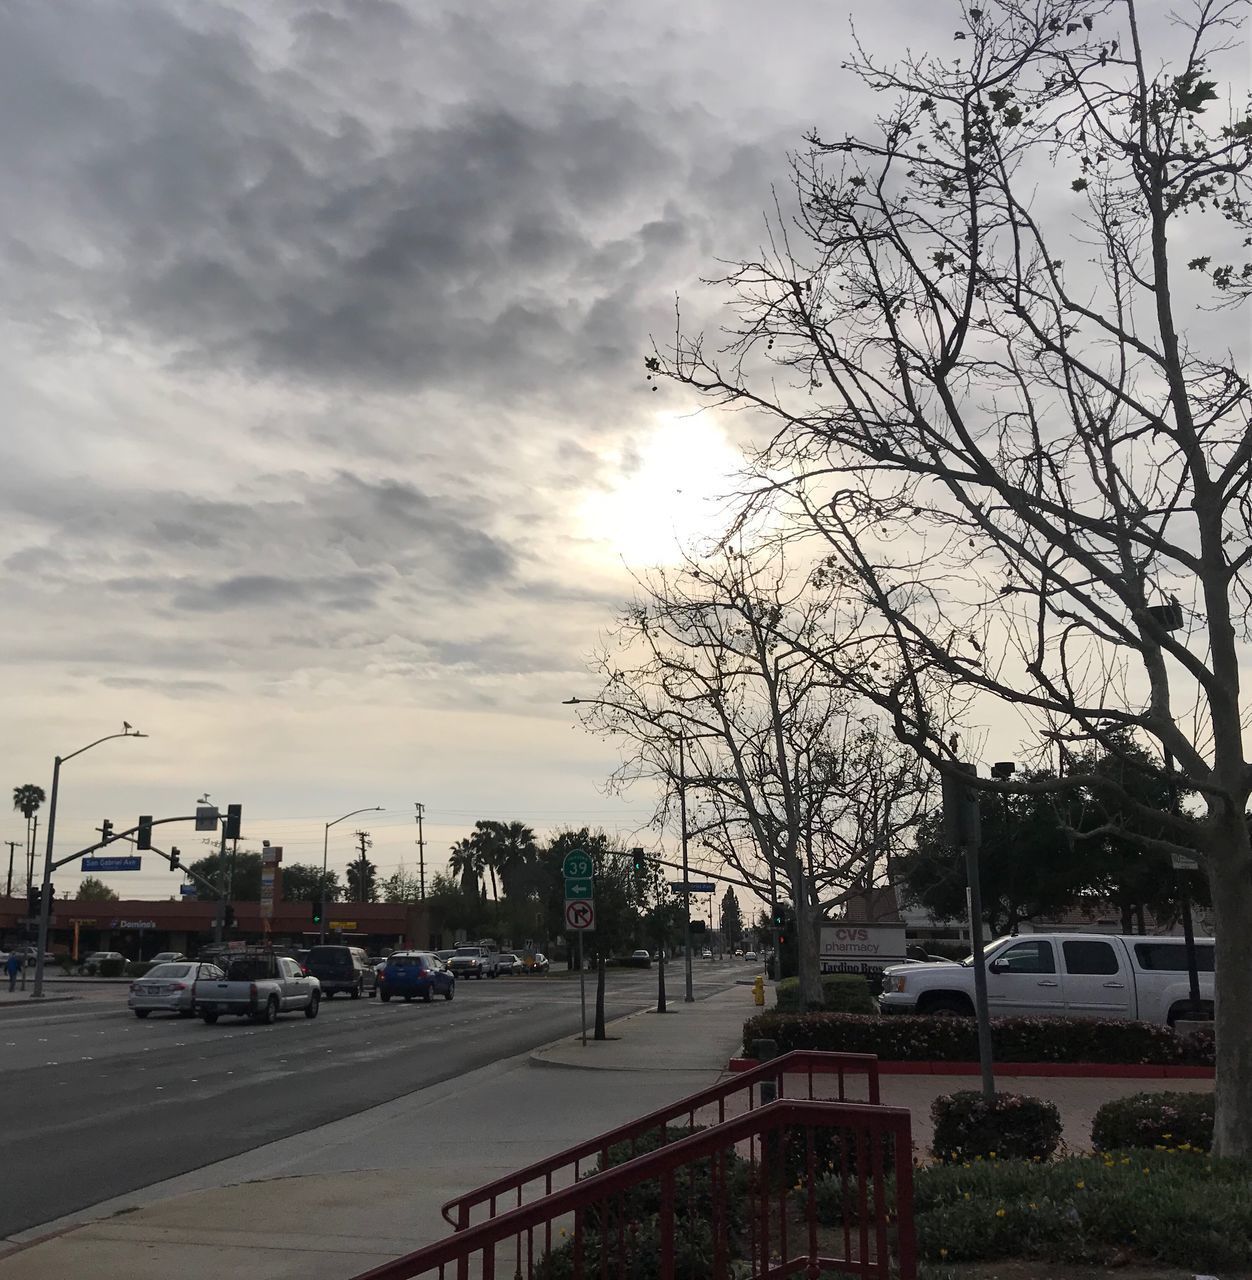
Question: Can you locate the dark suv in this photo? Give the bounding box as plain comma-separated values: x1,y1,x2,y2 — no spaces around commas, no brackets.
305,944,374,999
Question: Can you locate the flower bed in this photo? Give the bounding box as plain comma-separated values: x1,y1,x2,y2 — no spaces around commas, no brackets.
741,1012,1214,1067
1092,1091,1214,1154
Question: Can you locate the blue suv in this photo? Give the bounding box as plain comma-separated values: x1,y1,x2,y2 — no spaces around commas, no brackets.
378,951,455,1003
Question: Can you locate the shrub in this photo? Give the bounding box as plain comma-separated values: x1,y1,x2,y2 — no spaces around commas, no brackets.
125,961,156,978
910,1151,1252,1270
931,1090,1062,1163
1091,1091,1214,1154
55,954,74,974
741,1011,1214,1066
98,957,126,977
775,974,876,1014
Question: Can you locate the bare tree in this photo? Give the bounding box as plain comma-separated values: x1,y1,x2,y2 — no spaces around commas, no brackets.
577,547,928,1005
657,1,1252,1153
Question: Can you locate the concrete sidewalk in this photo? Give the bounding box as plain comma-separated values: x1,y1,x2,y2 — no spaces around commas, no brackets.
0,985,759,1280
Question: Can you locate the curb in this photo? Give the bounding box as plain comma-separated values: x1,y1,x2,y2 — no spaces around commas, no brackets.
727,1057,1215,1079
0,995,77,1012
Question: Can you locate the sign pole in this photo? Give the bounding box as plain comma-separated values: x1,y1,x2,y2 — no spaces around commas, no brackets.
578,931,586,1047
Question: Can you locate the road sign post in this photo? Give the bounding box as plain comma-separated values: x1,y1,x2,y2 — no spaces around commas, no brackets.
561,850,595,1045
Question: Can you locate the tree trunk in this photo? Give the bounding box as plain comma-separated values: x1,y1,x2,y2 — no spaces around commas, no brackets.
1134,903,1146,936
1119,901,1133,934
789,858,822,1007
594,956,607,1040
1209,813,1252,1158
656,947,667,1012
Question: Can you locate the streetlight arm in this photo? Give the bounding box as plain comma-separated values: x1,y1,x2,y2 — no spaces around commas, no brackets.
326,805,384,831
60,731,148,766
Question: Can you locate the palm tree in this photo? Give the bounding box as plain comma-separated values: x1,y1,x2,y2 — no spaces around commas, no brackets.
13,784,45,893
472,821,503,901
493,821,539,900
447,838,484,899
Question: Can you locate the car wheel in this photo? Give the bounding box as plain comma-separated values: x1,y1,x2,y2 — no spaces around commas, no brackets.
423,985,434,1003
324,989,335,999
404,994,413,1002
133,1009,150,1019
304,991,320,1019
177,1009,194,1019
920,995,974,1017
380,991,391,1002
262,996,279,1025
351,982,362,1000
444,984,454,1002
477,972,484,980
202,1012,219,1025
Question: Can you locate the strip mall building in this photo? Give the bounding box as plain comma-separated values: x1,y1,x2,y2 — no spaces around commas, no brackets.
0,897,434,960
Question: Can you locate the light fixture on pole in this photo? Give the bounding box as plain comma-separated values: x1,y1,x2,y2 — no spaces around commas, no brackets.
32,725,148,999
321,806,383,943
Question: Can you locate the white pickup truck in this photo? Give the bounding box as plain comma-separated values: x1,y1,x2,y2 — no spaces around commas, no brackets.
194,951,321,1024
878,933,1214,1027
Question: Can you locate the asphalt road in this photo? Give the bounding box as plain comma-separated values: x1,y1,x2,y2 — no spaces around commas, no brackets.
0,960,748,1238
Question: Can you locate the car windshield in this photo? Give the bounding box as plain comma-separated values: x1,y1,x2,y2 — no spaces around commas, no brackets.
960,937,1013,966
454,948,480,957
389,955,426,968
146,964,193,980
307,947,350,968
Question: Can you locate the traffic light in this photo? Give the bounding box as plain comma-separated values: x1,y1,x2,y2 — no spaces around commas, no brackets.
688,919,707,935
631,847,646,875
941,762,982,849
223,904,236,930
100,819,114,843
312,899,323,926
772,907,784,929
224,803,242,840
136,815,153,851
169,846,181,871
27,887,40,917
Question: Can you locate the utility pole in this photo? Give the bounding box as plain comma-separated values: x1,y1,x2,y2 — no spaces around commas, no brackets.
214,817,228,945
27,816,38,897
352,829,372,903
5,841,18,899
414,802,426,898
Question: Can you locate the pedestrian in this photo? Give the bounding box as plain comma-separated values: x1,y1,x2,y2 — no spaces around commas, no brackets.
5,950,21,993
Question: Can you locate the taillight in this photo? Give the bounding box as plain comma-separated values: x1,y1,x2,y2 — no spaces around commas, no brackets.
249,982,258,1001
172,983,187,991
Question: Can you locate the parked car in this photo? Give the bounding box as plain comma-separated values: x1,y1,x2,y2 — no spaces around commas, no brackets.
448,945,498,979
521,952,550,974
878,933,1216,1026
81,951,128,975
744,951,758,962
630,949,652,968
305,944,375,998
734,949,744,957
128,961,223,1018
195,952,321,1024
496,953,522,975
148,952,187,966
436,949,457,964
377,951,455,1003
701,948,713,959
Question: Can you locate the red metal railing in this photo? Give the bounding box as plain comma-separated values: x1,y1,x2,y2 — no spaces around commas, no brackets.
352,1098,916,1280
442,1049,879,1231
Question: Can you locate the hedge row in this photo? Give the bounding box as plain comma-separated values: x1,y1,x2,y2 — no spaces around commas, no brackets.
742,1012,1215,1066
932,1090,1063,1163
774,974,876,1014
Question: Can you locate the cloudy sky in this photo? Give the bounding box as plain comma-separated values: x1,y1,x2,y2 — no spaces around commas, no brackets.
0,0,1050,900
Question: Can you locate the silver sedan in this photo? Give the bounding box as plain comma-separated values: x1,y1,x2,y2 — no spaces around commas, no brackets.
128,961,224,1018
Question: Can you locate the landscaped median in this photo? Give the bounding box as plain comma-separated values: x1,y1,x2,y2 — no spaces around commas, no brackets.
735,1011,1215,1078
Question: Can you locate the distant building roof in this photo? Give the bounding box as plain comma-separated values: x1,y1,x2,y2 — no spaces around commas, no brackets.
830,886,902,923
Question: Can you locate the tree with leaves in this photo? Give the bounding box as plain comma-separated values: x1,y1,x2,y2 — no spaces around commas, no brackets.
447,838,484,899
76,876,118,902
12,783,45,892
187,850,262,900
281,863,341,904
380,862,424,903
658,0,1252,1156
719,886,744,950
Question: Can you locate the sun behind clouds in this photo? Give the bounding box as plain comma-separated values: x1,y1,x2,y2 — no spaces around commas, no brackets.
578,413,745,567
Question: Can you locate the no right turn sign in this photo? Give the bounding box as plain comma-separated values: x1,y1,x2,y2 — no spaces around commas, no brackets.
564,899,595,931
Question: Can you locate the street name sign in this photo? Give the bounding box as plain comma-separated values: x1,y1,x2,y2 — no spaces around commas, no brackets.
671,880,716,893
564,899,595,931
82,856,141,872
564,876,593,899
179,884,197,897
561,849,594,880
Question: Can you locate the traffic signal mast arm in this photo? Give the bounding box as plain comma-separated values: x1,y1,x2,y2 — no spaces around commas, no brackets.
48,814,203,874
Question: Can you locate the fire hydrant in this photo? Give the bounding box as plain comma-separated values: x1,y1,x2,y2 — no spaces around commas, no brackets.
752,975,765,1006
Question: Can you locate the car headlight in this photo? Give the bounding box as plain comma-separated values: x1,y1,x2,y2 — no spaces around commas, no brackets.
892,975,907,993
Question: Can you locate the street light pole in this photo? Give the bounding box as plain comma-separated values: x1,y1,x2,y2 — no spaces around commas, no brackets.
321,806,383,943
32,728,147,999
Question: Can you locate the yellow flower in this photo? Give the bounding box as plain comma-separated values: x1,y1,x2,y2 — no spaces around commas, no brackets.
1075,1180,1085,1189
963,1192,971,1200
995,1207,1006,1218
940,1248,949,1259
1029,1202,1038,1210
